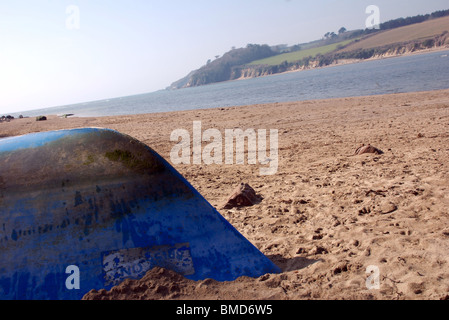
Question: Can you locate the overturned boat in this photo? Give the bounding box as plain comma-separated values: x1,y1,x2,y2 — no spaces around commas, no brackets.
0,128,280,300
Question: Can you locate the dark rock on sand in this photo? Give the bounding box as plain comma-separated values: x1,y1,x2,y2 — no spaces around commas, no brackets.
222,183,262,209
354,144,384,155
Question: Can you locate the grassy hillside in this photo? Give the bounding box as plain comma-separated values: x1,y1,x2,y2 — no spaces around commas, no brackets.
249,39,355,66
339,15,449,52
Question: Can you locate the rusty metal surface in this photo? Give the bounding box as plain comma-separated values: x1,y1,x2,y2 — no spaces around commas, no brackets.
0,128,280,300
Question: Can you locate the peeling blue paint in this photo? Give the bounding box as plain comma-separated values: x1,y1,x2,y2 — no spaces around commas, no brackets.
0,128,280,300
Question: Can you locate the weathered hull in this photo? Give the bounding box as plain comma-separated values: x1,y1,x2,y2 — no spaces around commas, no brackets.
0,128,280,300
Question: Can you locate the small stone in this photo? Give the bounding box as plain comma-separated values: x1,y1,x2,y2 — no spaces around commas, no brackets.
36,116,47,121
378,202,398,215
354,144,383,155
313,246,328,255
222,183,262,209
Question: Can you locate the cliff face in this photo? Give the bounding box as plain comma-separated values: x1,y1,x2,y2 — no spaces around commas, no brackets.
371,32,449,59
230,64,291,80
231,67,274,80
230,60,324,80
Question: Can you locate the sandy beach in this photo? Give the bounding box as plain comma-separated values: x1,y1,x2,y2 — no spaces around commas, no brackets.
1,89,448,300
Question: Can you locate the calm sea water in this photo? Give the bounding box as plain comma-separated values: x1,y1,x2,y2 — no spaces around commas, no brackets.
13,49,449,118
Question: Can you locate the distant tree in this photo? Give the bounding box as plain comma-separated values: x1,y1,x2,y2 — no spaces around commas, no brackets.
338,27,347,34
324,31,338,39
183,44,276,87
431,9,449,19
290,44,301,52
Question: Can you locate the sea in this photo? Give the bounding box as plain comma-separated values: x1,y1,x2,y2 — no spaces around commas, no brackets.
11,49,449,118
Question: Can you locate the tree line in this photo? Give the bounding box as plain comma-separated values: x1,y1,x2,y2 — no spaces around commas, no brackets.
380,9,449,30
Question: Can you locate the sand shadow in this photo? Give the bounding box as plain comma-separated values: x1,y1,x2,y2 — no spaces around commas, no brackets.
268,254,322,272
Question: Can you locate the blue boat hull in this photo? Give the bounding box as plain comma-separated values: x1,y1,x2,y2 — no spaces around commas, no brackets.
0,128,280,300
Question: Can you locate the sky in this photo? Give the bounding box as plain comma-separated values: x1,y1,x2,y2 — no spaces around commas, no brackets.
1,0,448,114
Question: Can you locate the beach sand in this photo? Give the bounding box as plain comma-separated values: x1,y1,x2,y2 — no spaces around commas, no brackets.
1,89,448,300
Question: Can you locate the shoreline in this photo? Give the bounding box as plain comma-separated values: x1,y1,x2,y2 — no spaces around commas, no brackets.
233,45,449,82
1,89,449,300
6,46,449,119
0,86,448,125
1,87,449,136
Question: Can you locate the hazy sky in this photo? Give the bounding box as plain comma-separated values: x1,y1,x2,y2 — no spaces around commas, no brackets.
1,0,448,114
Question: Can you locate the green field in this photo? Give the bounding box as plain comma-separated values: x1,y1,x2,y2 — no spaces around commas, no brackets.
249,39,355,66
